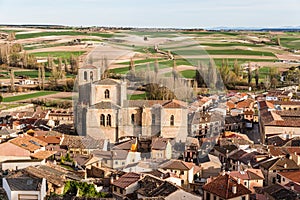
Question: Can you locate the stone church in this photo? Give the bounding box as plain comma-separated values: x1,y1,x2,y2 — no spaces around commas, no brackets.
75,65,188,143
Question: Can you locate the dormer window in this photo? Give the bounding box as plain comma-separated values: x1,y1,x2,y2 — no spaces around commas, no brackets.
104,89,110,99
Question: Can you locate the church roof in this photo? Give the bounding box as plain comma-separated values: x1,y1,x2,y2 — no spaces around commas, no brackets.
93,78,120,85
125,100,168,108
80,65,98,69
90,101,121,109
162,99,187,109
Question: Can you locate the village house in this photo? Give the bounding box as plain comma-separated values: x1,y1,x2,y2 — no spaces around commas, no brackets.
228,169,265,193
111,172,141,200
202,173,251,200
151,137,172,160
3,170,47,200
159,159,199,186
259,157,300,185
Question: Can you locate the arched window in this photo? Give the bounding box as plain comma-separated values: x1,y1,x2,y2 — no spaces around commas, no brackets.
107,114,111,126
104,89,110,99
152,114,155,125
131,114,135,125
100,114,105,126
170,115,175,126
84,71,88,81
90,71,94,81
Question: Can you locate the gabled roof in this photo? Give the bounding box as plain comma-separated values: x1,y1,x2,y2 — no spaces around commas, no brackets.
214,145,238,155
278,170,300,183
61,135,105,150
93,78,120,85
31,150,57,160
80,65,98,69
5,171,42,191
260,157,300,171
202,174,251,199
263,184,298,200
160,159,195,171
151,137,170,150
112,172,140,189
9,135,47,152
0,142,30,157
137,175,178,197
90,101,121,109
162,99,187,109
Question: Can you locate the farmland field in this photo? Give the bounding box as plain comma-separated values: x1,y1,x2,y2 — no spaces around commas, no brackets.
3,91,59,102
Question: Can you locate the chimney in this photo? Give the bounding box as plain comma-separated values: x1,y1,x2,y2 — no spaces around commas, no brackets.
116,174,119,180
284,163,287,168
110,176,114,184
237,178,241,184
291,183,295,191
232,185,237,194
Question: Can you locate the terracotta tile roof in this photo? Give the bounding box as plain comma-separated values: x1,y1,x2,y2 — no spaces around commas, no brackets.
160,159,195,170
90,101,121,109
5,171,42,191
275,101,300,106
267,119,300,127
260,157,300,171
93,78,120,85
136,175,178,197
214,145,238,155
229,149,247,161
202,174,251,199
31,150,57,159
263,184,298,200
34,136,61,145
278,170,300,183
162,99,187,109
151,138,170,150
227,101,235,110
236,99,254,109
244,110,254,115
0,142,30,157
80,64,98,69
9,135,47,152
126,100,168,108
61,135,105,149
112,172,140,189
113,139,136,150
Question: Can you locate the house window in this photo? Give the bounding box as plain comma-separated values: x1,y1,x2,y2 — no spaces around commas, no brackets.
107,114,112,126
100,114,105,126
242,197,246,200
131,114,135,125
90,71,94,81
152,114,155,125
104,89,110,99
170,115,174,126
84,71,88,81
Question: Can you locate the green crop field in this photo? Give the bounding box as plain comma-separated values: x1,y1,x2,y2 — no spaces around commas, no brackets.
180,70,196,78
13,70,75,78
128,93,147,100
172,49,276,57
280,37,300,49
24,42,68,50
16,31,114,40
30,51,86,59
180,31,239,36
3,91,58,102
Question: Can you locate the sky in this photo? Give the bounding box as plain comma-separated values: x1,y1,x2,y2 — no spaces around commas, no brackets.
0,0,299,28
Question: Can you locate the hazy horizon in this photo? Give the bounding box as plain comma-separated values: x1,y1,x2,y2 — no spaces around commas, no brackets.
0,0,299,29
